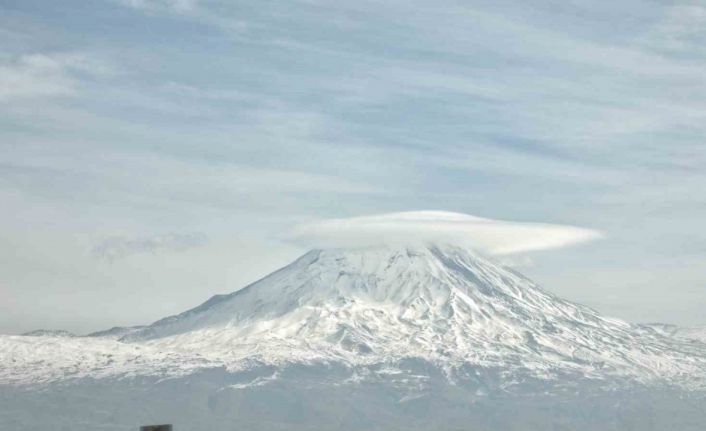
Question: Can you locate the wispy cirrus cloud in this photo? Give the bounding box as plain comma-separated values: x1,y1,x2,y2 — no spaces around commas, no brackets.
643,1,706,54
117,0,199,13
0,52,112,102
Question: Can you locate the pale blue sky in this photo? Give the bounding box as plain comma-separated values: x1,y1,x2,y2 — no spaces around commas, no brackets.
1,0,705,334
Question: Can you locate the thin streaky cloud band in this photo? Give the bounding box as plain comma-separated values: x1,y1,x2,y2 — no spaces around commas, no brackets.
92,232,208,262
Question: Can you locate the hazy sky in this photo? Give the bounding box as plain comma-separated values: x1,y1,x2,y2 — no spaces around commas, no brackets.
1,0,705,335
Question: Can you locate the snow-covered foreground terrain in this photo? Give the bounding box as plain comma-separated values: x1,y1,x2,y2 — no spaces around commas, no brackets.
2,244,706,430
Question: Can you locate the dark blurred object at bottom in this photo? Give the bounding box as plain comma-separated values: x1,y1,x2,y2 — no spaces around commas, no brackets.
140,425,172,431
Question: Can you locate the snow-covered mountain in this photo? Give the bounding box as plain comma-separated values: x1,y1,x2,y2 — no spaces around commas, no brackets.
119,243,705,385
2,244,706,430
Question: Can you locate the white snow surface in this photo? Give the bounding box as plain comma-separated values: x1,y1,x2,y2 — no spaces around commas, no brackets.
640,323,706,344
2,244,705,387
677,326,706,344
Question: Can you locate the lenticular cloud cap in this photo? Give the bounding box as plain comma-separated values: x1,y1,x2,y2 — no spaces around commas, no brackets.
290,210,602,255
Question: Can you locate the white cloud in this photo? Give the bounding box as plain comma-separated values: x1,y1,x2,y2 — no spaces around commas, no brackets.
92,232,208,262
644,2,706,54
0,52,111,102
290,211,602,254
118,0,199,13
497,255,535,269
